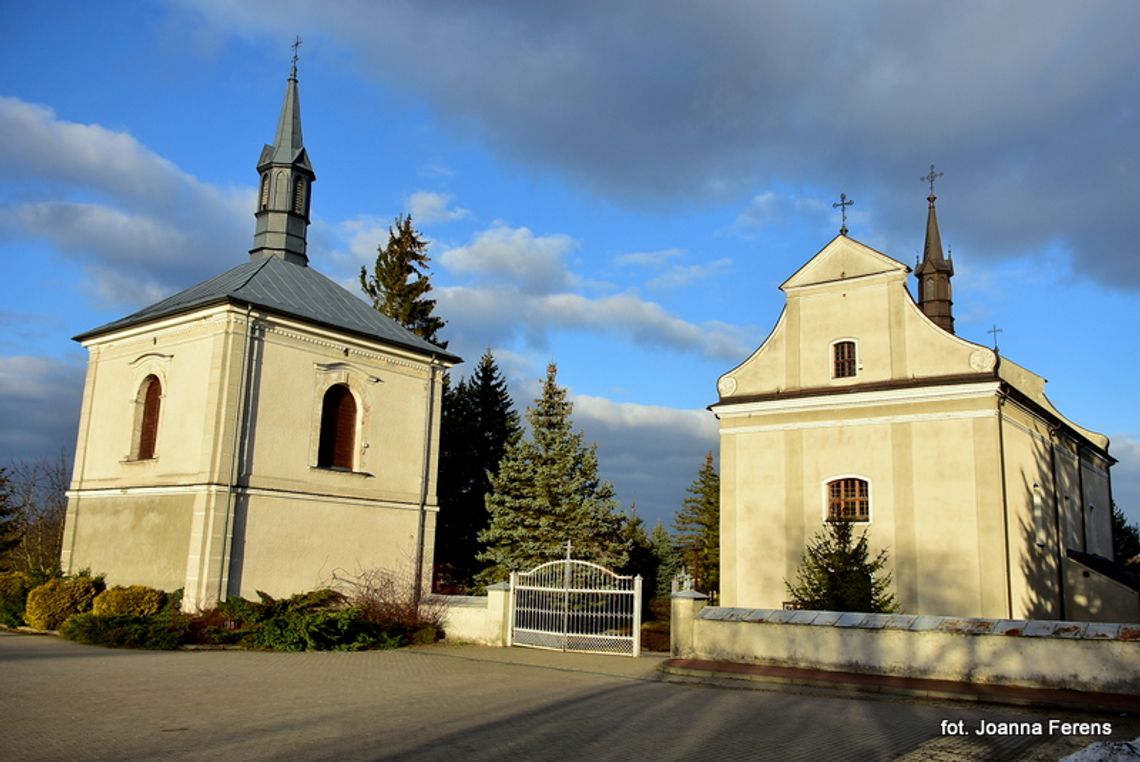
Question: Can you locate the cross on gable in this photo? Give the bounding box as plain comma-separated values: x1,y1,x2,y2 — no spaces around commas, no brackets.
832,192,854,235
987,324,1003,350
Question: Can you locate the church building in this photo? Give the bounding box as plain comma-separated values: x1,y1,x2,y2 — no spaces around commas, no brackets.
714,181,1138,622
60,60,460,611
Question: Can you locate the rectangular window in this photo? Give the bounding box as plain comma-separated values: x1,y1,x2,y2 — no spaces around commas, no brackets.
828,478,869,522
833,341,856,378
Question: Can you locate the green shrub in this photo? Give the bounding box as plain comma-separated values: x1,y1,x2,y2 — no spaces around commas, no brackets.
24,575,105,630
93,585,167,617
191,589,405,651
0,571,35,627
60,612,189,650
240,607,385,652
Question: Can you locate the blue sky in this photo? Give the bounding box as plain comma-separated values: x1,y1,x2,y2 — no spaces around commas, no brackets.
2,1,1138,530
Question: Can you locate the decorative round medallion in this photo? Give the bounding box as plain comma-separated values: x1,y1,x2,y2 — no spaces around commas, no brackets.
717,376,737,397
969,349,996,372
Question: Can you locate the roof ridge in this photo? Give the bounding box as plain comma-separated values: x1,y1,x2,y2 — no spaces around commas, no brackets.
234,256,274,294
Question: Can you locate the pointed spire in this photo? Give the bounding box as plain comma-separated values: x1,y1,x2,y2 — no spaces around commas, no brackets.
250,38,316,266
915,165,954,333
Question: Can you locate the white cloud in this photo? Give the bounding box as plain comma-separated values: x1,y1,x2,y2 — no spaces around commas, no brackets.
408,191,471,224
0,97,250,306
184,2,1140,288
440,224,577,295
437,285,750,362
0,355,85,460
573,395,718,523
615,248,684,267
647,258,733,290
434,223,752,362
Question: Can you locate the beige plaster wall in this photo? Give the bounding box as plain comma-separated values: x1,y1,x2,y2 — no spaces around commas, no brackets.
228,493,426,599
63,492,199,591
719,390,1007,618
715,235,1116,623
67,308,241,491
682,609,1140,693
1065,557,1140,623
64,303,449,608
239,316,443,505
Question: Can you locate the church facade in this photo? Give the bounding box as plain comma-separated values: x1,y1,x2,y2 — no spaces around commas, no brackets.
714,191,1137,621
60,64,459,611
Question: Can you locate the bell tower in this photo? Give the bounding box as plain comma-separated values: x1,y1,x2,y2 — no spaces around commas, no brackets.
915,164,954,333
250,37,315,266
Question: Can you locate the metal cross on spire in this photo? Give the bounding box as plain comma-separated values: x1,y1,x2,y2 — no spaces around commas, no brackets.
290,36,303,79
987,324,1003,351
833,192,854,235
921,163,944,197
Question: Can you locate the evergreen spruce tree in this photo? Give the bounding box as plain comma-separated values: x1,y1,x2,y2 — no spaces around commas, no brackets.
673,451,720,596
786,520,897,612
620,505,657,602
359,214,447,347
476,363,628,584
648,521,681,599
434,350,520,590
1112,503,1140,570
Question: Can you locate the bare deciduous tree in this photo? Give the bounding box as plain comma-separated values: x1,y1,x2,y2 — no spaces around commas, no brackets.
2,452,71,576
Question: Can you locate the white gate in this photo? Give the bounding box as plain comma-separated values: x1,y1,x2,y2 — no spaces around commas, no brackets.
509,558,642,657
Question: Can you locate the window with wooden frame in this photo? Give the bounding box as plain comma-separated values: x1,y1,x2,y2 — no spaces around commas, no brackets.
136,375,161,460
317,384,357,470
833,340,857,378
827,478,869,522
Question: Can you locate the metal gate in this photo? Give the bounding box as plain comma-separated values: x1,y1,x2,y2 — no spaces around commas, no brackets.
509,558,642,657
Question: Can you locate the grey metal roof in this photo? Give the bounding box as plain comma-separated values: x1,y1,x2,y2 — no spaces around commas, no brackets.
74,256,460,363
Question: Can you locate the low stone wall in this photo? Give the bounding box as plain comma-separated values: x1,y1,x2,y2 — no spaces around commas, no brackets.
428,583,510,646
671,593,1140,693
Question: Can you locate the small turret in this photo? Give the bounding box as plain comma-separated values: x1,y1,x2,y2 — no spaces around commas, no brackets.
915,165,954,333
250,38,315,266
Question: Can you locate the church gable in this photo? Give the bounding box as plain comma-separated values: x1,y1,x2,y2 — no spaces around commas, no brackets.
718,234,996,402
780,235,908,291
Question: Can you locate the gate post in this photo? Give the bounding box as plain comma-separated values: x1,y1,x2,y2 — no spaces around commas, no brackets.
633,575,643,657
671,590,708,658
486,581,511,647
506,572,518,648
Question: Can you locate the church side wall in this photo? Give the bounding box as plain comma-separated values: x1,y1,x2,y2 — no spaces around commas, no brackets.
240,320,438,506
1080,455,1113,558
1000,402,1065,619
64,492,198,591
719,390,1005,618
63,311,241,582
68,314,232,489
229,493,427,599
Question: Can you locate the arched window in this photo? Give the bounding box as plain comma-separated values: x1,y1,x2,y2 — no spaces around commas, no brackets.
833,340,857,378
136,375,161,460
259,173,270,210
827,478,869,522
318,384,356,470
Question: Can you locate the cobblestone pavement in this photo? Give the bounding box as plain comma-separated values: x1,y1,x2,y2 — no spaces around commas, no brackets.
2,633,1135,761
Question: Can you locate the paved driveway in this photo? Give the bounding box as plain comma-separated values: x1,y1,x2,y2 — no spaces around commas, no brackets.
1,633,1133,761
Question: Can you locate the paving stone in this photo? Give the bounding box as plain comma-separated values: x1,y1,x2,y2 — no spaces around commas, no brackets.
3,633,1136,762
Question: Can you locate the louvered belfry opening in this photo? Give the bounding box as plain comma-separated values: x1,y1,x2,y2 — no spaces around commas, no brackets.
318,384,356,470
137,375,161,460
